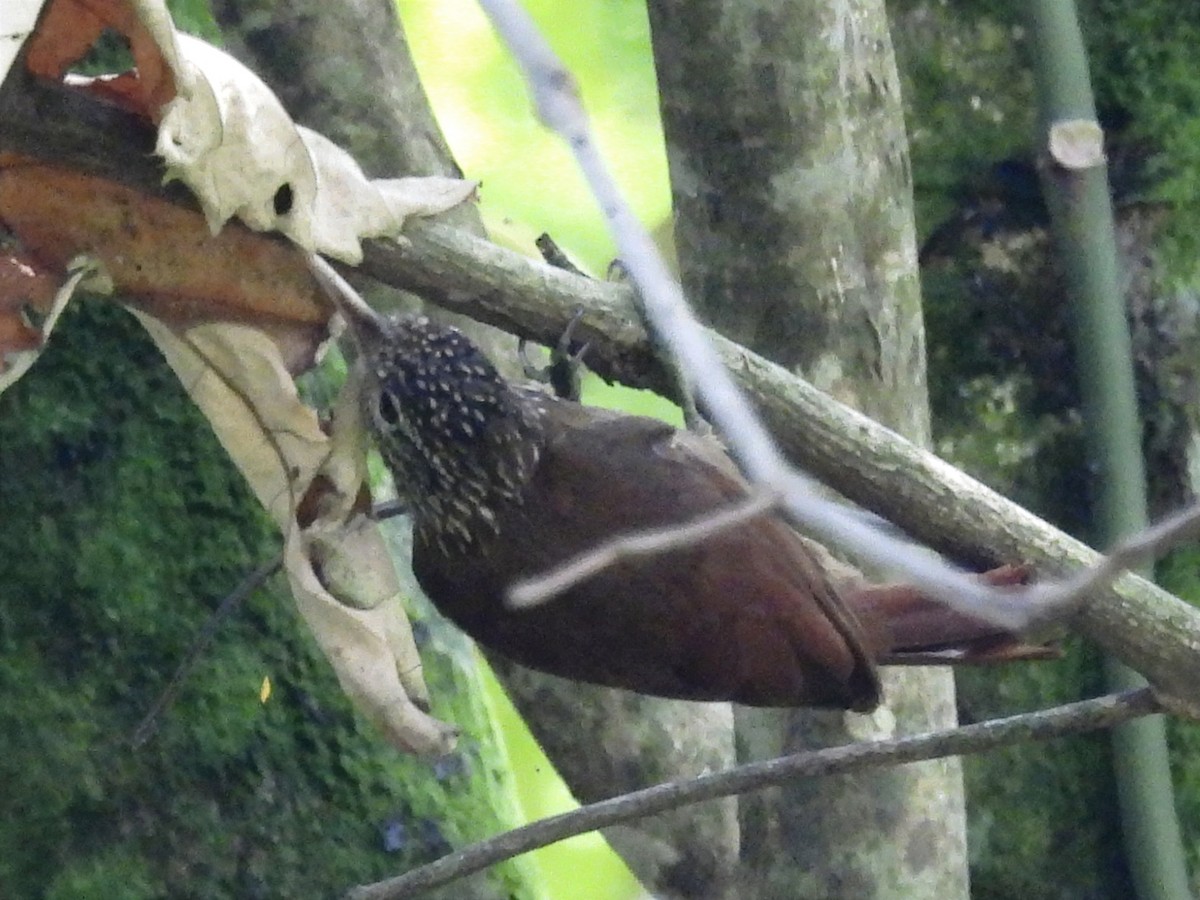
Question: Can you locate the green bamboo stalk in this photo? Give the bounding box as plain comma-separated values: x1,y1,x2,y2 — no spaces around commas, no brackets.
1022,2,1191,898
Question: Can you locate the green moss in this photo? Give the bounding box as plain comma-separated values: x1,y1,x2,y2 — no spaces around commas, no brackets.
894,1,1200,276
44,848,162,900
1079,2,1200,273
1154,548,1200,889
0,300,537,898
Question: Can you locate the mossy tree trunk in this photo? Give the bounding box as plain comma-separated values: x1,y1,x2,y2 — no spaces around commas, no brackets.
0,301,541,899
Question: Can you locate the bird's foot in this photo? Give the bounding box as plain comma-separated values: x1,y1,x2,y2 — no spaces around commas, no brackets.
518,306,590,401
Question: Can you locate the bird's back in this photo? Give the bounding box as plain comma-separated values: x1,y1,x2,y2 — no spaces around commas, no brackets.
413,398,882,709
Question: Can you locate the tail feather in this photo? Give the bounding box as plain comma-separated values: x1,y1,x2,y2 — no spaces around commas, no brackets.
846,565,1059,666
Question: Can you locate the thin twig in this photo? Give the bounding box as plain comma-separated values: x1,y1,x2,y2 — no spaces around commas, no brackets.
1025,503,1200,612
131,499,410,746
534,232,587,277
345,688,1160,900
130,555,282,747
507,488,780,609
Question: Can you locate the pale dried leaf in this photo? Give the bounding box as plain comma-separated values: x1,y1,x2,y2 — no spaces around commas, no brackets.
131,312,327,525
301,512,433,709
157,34,319,246
300,372,433,706
286,528,455,755
377,176,481,223
131,310,447,751
154,35,476,264
301,375,384,610
1,0,43,83
298,129,479,262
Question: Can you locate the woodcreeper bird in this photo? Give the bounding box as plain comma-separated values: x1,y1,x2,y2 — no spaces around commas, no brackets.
314,260,1043,711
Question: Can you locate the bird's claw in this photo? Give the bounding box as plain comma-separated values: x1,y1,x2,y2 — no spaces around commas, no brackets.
518,307,589,401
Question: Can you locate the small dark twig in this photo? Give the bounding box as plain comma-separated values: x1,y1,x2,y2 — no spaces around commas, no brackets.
526,235,592,402
132,500,410,746
131,555,283,747
345,688,1160,900
534,232,587,277
371,498,410,521
518,306,589,401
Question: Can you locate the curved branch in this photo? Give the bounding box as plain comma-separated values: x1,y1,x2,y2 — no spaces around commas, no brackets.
6,72,1200,701
345,688,1161,900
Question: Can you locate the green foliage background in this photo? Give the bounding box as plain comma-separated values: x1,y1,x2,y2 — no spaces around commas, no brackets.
7,0,1200,895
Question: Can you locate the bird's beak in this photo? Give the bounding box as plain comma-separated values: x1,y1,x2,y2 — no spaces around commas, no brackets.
307,254,388,352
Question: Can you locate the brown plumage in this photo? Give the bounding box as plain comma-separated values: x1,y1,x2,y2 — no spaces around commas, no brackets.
324,277,1042,711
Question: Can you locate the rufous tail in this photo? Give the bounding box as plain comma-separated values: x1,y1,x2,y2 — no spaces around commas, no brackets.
846,565,1059,665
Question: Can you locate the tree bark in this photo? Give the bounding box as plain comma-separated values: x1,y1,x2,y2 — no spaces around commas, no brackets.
491,660,740,899
646,0,968,896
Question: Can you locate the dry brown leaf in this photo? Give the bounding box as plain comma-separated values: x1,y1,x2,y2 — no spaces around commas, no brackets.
0,157,329,372
0,249,59,360
0,256,106,393
23,0,176,114
132,314,328,521
16,1,478,265
4,0,473,754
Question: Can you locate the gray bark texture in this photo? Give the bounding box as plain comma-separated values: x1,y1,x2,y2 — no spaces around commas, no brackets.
645,0,969,896
208,1,742,896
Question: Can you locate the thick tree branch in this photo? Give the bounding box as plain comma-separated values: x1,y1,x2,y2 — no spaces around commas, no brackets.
345,688,1162,900
5,73,1200,701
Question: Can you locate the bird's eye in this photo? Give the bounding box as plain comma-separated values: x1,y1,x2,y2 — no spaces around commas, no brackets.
378,393,401,425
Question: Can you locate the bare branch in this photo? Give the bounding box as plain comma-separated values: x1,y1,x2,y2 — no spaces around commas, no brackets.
344,688,1161,900
507,488,781,610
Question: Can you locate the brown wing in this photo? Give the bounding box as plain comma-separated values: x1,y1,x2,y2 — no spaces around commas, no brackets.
414,400,882,710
